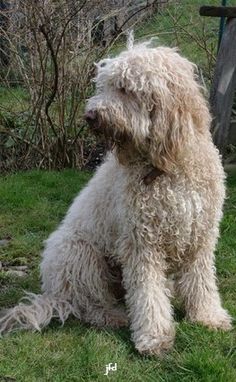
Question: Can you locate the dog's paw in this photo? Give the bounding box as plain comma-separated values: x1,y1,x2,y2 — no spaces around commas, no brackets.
83,306,128,328
104,307,129,328
135,333,175,357
189,308,233,331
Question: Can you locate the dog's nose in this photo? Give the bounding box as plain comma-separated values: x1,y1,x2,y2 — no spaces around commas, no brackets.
84,110,97,124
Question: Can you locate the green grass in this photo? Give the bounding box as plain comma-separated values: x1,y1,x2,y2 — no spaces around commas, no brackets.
0,170,91,306
0,86,30,113
0,168,235,382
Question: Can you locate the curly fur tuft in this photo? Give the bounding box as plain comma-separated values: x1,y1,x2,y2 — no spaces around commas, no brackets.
0,293,73,334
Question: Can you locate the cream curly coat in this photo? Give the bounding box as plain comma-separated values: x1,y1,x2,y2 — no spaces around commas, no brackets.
0,44,232,356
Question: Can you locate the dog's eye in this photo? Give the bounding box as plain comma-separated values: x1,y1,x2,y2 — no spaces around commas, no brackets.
119,87,126,94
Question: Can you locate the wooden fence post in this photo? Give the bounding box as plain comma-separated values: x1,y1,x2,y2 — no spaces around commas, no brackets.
210,18,236,153
200,6,236,154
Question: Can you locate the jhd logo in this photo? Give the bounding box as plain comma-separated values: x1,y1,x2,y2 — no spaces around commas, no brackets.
104,363,117,375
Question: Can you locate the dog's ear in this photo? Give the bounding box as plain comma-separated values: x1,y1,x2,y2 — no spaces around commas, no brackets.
148,65,212,173
149,106,189,172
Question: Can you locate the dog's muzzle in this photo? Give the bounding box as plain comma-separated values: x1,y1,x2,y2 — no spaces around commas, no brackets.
84,110,101,133
85,109,129,145
84,109,97,123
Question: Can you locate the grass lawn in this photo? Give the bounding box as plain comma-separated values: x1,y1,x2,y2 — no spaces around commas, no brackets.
0,168,235,382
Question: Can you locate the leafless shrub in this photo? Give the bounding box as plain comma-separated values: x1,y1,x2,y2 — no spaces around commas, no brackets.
2,1,218,171
0,0,162,171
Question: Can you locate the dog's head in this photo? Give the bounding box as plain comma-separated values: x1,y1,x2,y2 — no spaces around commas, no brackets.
85,45,211,171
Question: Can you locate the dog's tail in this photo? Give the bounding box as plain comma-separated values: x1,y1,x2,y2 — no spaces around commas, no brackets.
0,293,73,335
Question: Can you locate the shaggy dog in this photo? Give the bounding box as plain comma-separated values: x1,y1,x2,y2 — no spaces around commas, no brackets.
0,44,232,356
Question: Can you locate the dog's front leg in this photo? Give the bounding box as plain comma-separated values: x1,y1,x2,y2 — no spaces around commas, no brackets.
176,248,232,331
122,253,175,356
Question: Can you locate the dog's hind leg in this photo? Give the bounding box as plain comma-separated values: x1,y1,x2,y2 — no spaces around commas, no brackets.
0,230,127,334
53,238,128,328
